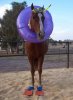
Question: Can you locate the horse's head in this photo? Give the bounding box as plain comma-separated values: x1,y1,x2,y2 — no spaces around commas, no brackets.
28,3,45,40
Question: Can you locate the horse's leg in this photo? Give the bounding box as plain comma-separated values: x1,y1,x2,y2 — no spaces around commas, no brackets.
38,56,44,86
28,58,35,87
31,64,35,87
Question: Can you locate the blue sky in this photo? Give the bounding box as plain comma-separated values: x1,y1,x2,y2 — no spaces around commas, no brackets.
0,0,73,40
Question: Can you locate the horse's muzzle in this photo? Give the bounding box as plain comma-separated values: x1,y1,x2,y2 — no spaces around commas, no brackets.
38,32,45,40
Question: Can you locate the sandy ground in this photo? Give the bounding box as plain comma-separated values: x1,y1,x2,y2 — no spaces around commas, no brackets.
0,68,73,100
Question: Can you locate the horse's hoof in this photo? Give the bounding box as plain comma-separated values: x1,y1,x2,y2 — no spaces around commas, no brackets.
23,86,34,96
35,86,44,96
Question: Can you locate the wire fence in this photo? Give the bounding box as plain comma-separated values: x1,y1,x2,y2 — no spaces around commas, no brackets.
0,41,73,68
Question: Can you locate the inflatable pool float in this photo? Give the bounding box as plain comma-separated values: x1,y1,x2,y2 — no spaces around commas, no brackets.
17,6,53,43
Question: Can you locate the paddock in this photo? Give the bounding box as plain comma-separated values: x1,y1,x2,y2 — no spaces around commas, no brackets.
0,56,73,100
0,40,73,100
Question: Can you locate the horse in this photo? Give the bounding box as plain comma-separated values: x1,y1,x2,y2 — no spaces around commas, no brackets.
25,3,48,87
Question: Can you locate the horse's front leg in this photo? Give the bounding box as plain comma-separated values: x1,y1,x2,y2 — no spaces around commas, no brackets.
38,56,44,86
29,58,35,87
31,65,35,86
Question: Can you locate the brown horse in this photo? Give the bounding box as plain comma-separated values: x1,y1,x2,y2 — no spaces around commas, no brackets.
25,4,48,87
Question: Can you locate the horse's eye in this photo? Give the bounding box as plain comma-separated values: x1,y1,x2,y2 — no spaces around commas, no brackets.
33,16,36,19
33,16,35,19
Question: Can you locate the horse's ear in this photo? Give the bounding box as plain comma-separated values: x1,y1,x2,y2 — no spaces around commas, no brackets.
31,3,34,10
42,5,44,9
42,5,45,11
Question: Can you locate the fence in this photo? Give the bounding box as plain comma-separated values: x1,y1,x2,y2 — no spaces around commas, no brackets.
0,41,73,68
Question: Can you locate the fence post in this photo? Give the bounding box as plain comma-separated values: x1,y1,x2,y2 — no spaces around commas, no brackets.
67,42,69,68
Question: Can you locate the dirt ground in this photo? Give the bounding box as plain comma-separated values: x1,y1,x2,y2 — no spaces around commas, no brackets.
0,68,73,100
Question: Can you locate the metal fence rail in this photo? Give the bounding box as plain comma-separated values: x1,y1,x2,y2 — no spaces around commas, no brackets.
0,41,73,68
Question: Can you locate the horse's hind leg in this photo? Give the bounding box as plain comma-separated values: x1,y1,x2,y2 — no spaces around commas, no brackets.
38,56,44,86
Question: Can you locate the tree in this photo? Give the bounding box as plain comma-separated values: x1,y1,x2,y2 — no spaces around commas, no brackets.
0,1,27,53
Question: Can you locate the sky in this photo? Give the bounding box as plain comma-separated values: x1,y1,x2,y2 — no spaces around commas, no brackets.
0,0,73,41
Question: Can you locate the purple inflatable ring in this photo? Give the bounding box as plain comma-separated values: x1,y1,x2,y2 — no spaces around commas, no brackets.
17,6,53,43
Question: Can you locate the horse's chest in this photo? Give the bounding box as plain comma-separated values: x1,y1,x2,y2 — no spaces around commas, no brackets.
25,42,45,58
